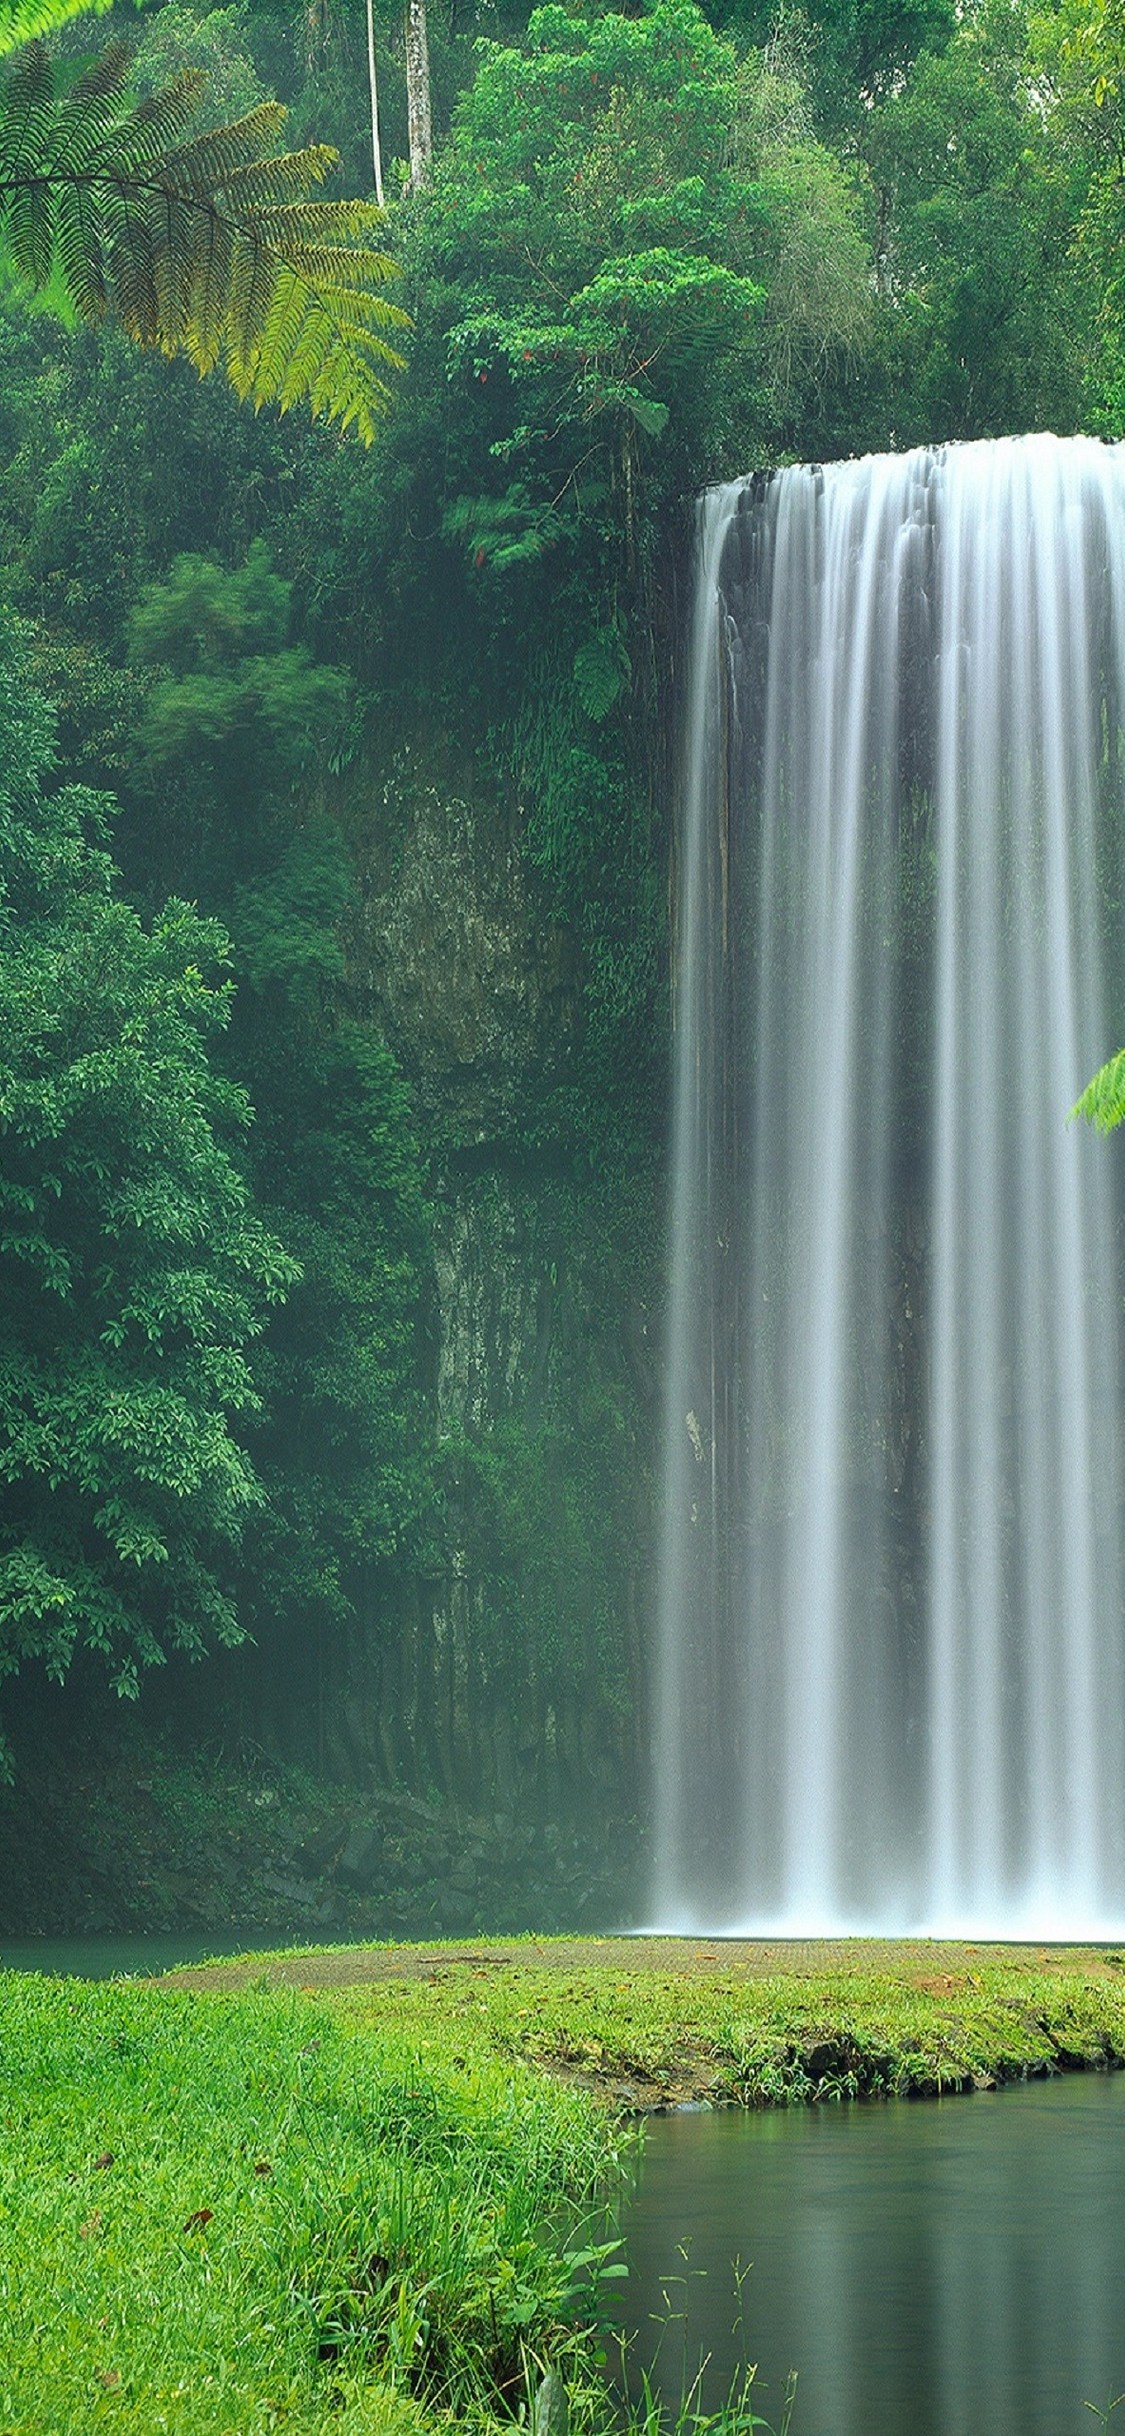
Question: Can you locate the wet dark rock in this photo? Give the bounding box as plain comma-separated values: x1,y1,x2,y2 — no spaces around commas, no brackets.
804,2041,847,2081
336,1827,384,1891
294,1820,349,1879
260,1872,318,1908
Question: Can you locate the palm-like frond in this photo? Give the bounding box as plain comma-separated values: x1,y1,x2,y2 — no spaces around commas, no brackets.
0,43,407,438
0,0,111,59
1073,1047,1125,1134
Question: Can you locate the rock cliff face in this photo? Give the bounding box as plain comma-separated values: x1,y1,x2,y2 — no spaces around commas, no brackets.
328,737,663,1875
353,744,579,1135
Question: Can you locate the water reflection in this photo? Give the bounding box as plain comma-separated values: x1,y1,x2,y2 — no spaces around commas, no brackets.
619,2076,1125,2436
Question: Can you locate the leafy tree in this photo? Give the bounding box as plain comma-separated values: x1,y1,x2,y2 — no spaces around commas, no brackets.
115,540,349,903
131,0,265,124
1058,0,1125,432
293,0,870,1099
128,542,347,772
0,618,296,1748
851,0,1091,446
427,0,861,572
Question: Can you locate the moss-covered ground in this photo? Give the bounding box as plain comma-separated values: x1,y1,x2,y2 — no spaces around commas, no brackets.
7,1938,1125,2433
170,1934,1125,2104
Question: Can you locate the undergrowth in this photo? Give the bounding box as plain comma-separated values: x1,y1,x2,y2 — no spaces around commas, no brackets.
0,1972,627,2435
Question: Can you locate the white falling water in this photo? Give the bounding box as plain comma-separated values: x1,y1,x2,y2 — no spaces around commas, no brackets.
655,436,1125,1936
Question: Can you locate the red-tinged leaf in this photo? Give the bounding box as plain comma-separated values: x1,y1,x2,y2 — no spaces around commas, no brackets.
182,2206,214,2232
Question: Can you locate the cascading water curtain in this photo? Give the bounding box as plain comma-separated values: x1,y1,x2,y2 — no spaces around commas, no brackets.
655,436,1125,1936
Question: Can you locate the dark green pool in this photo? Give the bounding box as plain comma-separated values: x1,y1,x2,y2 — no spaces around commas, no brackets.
0,1928,269,1976
619,2074,1125,2436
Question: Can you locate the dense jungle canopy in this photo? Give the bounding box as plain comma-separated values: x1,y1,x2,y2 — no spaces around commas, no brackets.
3,0,1125,1929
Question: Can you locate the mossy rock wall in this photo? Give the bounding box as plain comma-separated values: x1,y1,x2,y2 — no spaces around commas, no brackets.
322,736,664,1851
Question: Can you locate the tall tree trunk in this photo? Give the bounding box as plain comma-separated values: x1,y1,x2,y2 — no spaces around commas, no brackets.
404,0,432,191
365,0,385,207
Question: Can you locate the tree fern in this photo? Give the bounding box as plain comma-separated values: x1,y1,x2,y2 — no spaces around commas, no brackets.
0,0,112,58
1072,1047,1125,1134
0,43,407,438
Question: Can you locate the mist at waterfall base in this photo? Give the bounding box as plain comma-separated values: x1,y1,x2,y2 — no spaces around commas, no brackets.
654,434,1125,1939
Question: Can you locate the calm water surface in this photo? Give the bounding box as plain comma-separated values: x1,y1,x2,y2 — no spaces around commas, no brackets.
619,2075,1125,2436
0,1928,271,1976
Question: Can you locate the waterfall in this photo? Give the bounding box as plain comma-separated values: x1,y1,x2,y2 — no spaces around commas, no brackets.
655,436,1125,1936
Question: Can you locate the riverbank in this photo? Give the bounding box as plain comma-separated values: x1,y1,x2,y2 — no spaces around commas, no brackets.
8,1939,1125,2434
168,1935,1125,2106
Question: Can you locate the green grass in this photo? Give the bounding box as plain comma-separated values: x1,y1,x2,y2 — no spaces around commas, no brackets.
0,1970,627,2436
10,1939,1125,2431
249,1944,1125,2105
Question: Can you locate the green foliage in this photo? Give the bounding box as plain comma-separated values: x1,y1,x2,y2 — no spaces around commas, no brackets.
1054,0,1125,431
427,0,856,559
340,0,868,1085
129,540,349,783
1073,1047,1125,1133
0,618,297,1734
0,0,112,54
92,496,439,1681
843,0,1092,447
572,627,629,722
132,0,265,126
0,1968,620,2432
0,36,408,437
0,296,296,656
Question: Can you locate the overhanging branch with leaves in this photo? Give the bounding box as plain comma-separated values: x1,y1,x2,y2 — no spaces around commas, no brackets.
0,42,409,438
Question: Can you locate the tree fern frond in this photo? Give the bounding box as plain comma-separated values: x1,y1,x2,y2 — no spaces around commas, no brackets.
244,223,393,272
94,73,205,176
225,193,387,241
64,42,130,108
1073,1048,1125,1134
48,45,131,175
159,103,288,197
0,0,111,59
245,240,401,291
108,192,159,343
6,170,52,282
243,258,308,390
0,40,51,175
150,188,196,347
0,38,407,438
225,224,275,362
218,142,336,204
53,176,106,318
182,205,232,369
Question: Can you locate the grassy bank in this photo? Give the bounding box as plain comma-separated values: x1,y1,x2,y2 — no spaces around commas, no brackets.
0,1970,627,2436
172,1936,1125,2106
8,1938,1125,2432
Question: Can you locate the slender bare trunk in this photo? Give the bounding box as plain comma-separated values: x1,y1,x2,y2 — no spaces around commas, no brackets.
404,0,432,190
365,0,385,207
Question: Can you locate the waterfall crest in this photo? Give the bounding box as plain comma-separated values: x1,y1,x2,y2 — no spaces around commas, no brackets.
656,436,1125,1935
